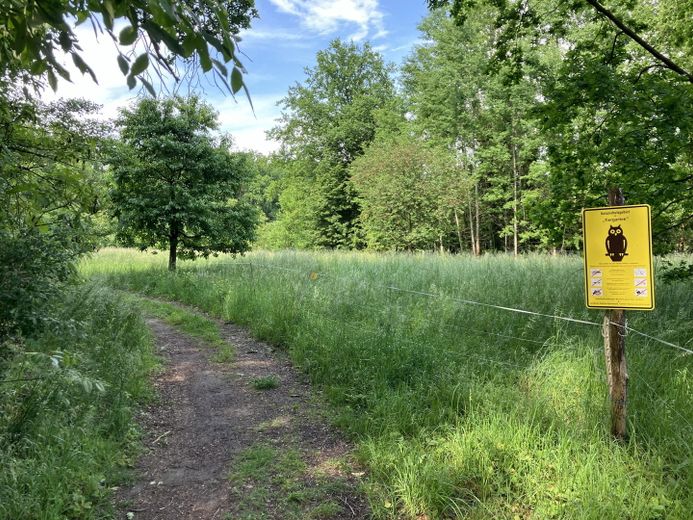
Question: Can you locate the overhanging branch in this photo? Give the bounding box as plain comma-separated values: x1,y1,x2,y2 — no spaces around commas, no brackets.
585,0,693,83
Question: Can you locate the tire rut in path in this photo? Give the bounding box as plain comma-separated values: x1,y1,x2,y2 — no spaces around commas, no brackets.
117,316,369,520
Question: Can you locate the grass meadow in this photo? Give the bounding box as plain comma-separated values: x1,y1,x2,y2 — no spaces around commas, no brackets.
82,248,692,519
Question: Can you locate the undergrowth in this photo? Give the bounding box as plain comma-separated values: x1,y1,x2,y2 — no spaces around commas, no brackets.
0,283,156,519
83,248,693,519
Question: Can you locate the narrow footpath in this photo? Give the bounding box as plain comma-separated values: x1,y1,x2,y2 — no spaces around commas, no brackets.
116,313,370,520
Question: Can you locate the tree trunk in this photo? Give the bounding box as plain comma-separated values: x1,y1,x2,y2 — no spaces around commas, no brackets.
454,207,464,252
512,142,519,257
468,198,476,254
168,223,179,271
475,183,481,255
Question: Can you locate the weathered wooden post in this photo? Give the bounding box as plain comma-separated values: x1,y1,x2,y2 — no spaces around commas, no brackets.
603,187,628,440
582,189,654,441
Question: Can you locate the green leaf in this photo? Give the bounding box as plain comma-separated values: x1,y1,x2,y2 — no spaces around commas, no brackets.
199,47,213,73
141,78,156,97
117,54,129,76
47,69,58,91
30,60,46,75
72,53,97,83
53,61,71,82
59,31,72,52
130,53,150,76
212,59,228,77
181,35,197,58
126,74,136,90
231,67,243,94
119,26,138,46
158,1,179,23
75,11,90,24
103,0,116,22
142,21,184,55
101,3,114,31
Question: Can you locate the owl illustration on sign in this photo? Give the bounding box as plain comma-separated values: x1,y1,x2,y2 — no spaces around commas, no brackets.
605,225,628,262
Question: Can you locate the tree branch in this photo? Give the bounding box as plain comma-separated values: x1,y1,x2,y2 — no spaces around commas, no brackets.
584,0,693,83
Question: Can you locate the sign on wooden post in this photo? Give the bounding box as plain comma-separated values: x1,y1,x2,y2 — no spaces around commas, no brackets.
582,204,655,310
582,193,655,440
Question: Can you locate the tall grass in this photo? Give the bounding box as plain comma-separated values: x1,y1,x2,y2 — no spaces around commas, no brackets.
0,283,156,519
83,248,693,519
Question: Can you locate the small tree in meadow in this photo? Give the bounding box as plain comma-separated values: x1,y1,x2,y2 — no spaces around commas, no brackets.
110,96,257,270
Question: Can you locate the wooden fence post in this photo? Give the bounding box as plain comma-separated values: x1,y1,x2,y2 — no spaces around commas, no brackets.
604,187,628,440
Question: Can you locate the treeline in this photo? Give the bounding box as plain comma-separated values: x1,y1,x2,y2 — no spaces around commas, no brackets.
256,1,692,254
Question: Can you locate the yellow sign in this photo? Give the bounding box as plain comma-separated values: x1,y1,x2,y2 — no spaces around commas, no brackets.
582,204,654,310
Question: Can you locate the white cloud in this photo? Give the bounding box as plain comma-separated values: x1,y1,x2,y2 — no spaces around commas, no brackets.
238,28,305,42
215,93,283,155
269,0,387,41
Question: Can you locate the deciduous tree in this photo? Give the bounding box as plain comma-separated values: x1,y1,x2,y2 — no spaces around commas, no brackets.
269,39,396,249
110,96,257,270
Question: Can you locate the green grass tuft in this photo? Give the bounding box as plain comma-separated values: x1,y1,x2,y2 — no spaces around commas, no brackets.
0,283,156,519
126,294,235,363
251,375,280,390
228,444,348,519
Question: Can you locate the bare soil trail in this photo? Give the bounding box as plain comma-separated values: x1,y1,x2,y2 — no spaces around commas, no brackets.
116,311,370,520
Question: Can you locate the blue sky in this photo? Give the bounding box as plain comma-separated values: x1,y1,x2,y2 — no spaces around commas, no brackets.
52,0,431,154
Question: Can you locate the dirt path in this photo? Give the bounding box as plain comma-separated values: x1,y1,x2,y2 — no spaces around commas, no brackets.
117,314,370,520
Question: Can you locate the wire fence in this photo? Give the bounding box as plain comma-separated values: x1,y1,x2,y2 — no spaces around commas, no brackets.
226,259,692,357
177,257,693,432
231,258,692,438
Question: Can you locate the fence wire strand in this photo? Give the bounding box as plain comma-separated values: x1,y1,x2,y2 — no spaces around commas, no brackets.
237,260,692,356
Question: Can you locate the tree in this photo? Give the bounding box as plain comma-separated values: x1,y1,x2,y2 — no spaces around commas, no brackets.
427,0,693,82
110,96,257,270
424,1,693,253
269,39,396,249
0,0,257,95
403,8,546,254
351,131,464,251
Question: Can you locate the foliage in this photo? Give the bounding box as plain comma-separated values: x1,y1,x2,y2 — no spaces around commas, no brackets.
351,132,465,251
0,229,80,341
86,248,693,519
660,256,693,284
402,7,548,253
0,89,106,235
0,86,107,341
417,1,693,253
0,0,258,95
269,39,396,249
0,284,155,519
243,153,285,224
109,96,257,270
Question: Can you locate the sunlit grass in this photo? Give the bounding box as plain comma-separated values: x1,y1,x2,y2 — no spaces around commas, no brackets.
82,248,693,519
123,292,234,363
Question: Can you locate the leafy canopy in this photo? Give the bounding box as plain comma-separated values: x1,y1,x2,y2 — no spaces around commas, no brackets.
109,96,257,270
0,0,257,95
269,39,396,248
0,91,106,339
